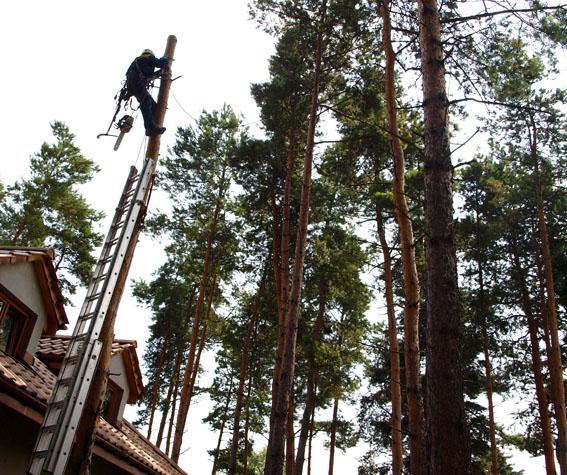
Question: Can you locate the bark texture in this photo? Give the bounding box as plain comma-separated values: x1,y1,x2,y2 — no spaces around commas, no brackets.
417,1,470,472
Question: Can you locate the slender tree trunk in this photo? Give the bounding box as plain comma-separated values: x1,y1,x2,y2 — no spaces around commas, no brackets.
381,3,423,471
157,337,183,449
376,209,404,475
286,393,296,475
480,306,498,475
166,378,180,456
186,258,220,414
243,373,254,475
229,274,265,474
416,1,470,472
270,135,297,433
528,120,567,474
307,401,315,475
511,243,557,474
264,8,326,473
473,211,499,475
156,294,196,453
172,171,226,462
295,282,327,475
212,379,235,475
147,324,172,440
327,398,339,475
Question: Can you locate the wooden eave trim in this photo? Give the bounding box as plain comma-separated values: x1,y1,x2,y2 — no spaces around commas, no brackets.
91,444,147,475
121,347,144,404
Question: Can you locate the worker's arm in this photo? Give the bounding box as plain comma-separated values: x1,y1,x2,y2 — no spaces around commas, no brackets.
149,54,169,69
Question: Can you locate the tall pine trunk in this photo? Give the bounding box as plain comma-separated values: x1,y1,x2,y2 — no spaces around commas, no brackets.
264,8,325,473
416,0,470,471
381,2,423,472
377,209,404,475
511,243,557,474
529,117,567,474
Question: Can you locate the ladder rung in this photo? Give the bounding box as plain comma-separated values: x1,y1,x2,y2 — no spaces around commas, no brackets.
31,449,50,459
87,292,103,301
100,255,114,265
78,311,96,321
63,354,81,366
59,377,75,387
92,273,108,283
112,220,126,230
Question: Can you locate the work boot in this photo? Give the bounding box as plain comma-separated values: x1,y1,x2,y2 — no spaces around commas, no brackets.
145,126,166,137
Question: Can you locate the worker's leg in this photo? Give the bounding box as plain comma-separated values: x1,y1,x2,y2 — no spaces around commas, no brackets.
139,93,157,132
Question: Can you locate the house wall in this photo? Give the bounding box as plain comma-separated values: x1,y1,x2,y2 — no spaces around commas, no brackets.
0,262,47,355
0,403,37,473
109,353,129,421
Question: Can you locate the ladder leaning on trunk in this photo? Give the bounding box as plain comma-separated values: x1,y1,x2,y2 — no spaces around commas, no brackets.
28,157,157,475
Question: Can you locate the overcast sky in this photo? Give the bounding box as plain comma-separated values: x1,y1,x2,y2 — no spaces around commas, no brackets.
0,1,552,473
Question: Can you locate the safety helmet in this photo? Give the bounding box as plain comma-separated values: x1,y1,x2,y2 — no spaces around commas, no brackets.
141,48,154,56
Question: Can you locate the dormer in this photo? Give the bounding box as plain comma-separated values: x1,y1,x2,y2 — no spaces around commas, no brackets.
0,247,68,362
36,336,144,424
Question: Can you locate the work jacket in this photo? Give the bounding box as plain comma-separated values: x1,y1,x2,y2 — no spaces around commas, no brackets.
126,54,169,86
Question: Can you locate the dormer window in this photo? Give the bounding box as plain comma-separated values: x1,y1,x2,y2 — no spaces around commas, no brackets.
101,378,124,425
0,283,37,359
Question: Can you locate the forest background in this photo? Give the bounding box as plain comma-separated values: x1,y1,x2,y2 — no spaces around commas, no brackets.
1,0,566,474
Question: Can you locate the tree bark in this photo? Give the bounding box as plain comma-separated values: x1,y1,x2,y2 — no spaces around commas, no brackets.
511,242,557,474
416,0,470,472
381,2,423,472
264,7,326,473
172,168,227,462
376,208,404,475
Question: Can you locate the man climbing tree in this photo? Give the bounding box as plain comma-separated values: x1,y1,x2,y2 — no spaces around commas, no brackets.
126,48,169,136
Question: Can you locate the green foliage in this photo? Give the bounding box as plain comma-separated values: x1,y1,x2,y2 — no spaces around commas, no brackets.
0,121,103,298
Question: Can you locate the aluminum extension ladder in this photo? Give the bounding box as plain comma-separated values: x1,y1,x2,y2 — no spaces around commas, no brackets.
28,158,156,475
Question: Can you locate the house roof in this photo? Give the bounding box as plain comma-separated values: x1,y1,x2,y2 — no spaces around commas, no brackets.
0,352,185,475
0,247,68,333
36,335,144,404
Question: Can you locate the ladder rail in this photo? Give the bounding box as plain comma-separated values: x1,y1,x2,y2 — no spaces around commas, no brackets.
28,159,157,475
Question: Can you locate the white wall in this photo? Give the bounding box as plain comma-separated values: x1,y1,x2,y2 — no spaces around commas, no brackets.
0,262,47,355
109,353,130,421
